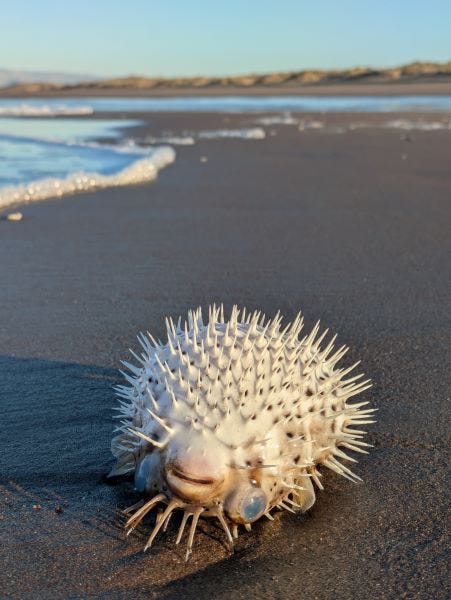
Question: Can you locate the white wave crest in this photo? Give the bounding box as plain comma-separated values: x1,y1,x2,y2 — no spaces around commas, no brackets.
318,119,451,133
0,146,175,209
144,135,195,145
0,104,94,116
255,113,298,126
298,119,324,131
72,138,150,154
384,119,451,131
198,127,266,140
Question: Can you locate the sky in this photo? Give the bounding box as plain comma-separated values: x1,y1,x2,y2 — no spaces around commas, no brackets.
1,0,450,78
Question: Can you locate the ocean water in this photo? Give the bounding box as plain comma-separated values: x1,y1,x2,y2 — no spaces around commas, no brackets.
0,135,137,187
0,116,140,142
0,117,142,189
1,94,451,210
0,116,175,209
1,95,451,113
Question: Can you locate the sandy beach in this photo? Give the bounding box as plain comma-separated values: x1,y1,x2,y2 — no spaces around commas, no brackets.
0,111,449,599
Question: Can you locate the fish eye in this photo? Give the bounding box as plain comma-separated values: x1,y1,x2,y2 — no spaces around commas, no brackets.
134,453,160,493
225,485,267,523
239,488,267,522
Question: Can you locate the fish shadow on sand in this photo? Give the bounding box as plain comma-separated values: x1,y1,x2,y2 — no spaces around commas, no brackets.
0,354,230,553
0,355,125,516
0,355,391,598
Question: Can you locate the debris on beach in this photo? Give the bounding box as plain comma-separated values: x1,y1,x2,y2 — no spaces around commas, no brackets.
6,212,23,221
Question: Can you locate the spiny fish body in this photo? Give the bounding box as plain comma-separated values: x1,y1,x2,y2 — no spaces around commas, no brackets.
111,305,374,559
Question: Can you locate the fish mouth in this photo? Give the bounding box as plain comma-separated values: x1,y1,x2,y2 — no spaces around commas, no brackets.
165,466,225,503
170,468,217,486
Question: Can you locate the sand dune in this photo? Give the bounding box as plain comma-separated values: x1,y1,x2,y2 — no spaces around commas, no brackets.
1,60,451,96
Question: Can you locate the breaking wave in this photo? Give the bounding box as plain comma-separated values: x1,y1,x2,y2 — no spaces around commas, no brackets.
0,145,175,209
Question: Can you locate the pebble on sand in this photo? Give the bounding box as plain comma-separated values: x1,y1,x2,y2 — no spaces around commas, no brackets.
6,212,23,221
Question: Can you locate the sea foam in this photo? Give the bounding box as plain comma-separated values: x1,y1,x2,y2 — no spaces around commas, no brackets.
255,113,298,125
0,146,175,209
141,128,266,145
143,135,196,145
197,127,266,139
0,104,94,116
384,119,451,131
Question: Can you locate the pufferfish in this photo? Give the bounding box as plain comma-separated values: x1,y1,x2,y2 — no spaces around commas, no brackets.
110,305,374,560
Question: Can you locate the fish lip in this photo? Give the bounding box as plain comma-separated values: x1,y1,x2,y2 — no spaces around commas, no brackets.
169,468,219,486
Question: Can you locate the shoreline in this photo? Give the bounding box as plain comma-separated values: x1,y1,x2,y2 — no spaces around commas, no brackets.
2,109,451,213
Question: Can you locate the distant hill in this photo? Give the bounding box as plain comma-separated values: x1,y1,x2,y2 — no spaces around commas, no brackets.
0,68,98,89
1,61,450,95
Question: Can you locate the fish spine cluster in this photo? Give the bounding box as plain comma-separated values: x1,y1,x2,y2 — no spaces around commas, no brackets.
111,305,374,559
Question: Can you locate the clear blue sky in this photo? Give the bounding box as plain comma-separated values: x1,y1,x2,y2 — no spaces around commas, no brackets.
1,0,450,77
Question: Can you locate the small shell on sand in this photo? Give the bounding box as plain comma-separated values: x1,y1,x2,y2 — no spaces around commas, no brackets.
6,212,23,221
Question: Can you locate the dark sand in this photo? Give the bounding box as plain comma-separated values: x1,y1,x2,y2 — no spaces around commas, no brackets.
0,113,449,599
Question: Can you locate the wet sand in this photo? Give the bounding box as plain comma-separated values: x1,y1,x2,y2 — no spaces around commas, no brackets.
0,114,449,599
